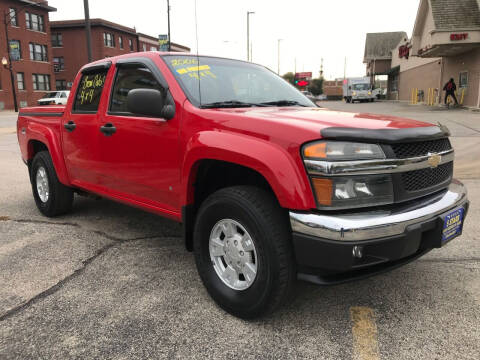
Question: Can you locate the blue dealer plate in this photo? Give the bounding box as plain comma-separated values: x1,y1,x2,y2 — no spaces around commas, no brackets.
442,207,464,243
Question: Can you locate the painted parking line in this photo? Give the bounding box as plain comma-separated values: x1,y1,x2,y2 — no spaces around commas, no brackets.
350,306,380,360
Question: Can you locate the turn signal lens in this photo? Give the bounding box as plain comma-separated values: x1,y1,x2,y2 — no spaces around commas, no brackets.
304,142,327,158
311,178,332,206
303,141,385,160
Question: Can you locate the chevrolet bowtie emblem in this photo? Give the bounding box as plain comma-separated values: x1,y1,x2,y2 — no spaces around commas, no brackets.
428,153,442,168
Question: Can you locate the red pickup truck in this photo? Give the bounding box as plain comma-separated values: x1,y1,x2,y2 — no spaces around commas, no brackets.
17,52,468,318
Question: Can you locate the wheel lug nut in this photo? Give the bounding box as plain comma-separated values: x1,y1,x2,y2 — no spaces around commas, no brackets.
240,251,244,256
234,240,238,246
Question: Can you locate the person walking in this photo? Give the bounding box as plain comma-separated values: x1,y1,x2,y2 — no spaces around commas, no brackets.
443,78,458,106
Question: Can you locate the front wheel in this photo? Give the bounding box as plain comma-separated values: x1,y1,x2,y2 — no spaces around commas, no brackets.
193,186,295,319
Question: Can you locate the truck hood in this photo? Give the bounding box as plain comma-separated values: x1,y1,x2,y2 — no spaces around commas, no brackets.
210,106,434,146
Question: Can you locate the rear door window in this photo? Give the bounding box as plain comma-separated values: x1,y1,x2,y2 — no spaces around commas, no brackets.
73,68,108,113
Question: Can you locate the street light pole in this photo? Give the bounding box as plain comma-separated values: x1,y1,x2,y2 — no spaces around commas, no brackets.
246,11,254,61
277,39,283,74
3,10,19,112
83,0,92,63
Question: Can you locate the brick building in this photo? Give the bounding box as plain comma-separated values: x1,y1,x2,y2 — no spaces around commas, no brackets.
138,32,190,53
322,79,343,99
0,0,56,110
51,19,139,89
51,20,191,89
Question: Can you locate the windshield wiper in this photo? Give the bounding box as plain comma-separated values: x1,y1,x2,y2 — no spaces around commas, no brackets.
200,100,267,109
260,100,308,107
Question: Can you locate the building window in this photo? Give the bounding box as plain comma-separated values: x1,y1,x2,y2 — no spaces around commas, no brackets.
104,32,115,47
142,44,146,51
29,43,48,62
56,80,67,90
129,38,133,51
53,57,65,71
390,74,399,92
150,46,157,51
119,36,123,49
51,33,63,47
459,72,468,88
25,12,45,32
32,74,51,91
9,8,18,26
17,73,25,90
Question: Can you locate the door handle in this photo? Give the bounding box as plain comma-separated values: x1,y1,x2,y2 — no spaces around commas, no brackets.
100,123,116,136
64,120,76,132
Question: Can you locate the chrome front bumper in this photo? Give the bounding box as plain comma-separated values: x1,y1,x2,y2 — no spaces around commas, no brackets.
290,180,468,242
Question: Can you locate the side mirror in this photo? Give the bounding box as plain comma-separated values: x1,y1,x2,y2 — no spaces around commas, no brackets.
127,88,169,118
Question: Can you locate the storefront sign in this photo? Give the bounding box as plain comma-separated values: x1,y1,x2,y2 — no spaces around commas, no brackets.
158,34,169,51
295,72,312,79
398,45,409,59
450,33,468,41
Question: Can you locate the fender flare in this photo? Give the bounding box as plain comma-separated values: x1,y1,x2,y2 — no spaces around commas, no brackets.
27,122,71,186
181,131,315,210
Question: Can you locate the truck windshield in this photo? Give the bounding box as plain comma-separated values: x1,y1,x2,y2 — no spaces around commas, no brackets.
163,55,314,108
352,84,370,91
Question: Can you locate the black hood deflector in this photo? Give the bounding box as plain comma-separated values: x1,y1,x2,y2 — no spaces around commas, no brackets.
320,125,449,144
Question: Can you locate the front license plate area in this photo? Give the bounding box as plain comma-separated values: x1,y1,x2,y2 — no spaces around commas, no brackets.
441,207,464,244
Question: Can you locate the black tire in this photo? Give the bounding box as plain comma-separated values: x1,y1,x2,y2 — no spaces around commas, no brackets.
31,151,74,217
193,186,296,319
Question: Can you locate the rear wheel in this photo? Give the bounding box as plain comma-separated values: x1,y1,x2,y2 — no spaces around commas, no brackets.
193,186,295,319
31,151,73,217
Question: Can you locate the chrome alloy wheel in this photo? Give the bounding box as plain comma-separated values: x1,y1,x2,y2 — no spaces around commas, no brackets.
209,219,258,291
36,166,50,203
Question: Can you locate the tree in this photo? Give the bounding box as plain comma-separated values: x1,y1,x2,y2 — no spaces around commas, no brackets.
309,78,324,96
282,72,295,85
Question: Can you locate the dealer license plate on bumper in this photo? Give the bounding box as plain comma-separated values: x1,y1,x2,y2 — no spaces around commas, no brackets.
442,207,464,243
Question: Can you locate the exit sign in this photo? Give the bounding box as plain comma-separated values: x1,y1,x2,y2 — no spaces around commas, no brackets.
450,33,468,41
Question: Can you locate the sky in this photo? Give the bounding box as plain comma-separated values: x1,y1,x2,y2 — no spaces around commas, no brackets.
48,0,421,79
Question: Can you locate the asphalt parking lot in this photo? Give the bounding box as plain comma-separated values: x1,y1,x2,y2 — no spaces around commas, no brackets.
1,102,479,359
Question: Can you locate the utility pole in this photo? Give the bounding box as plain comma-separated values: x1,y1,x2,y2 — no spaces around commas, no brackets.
83,0,92,62
277,39,283,74
246,11,254,61
167,0,171,51
3,14,18,112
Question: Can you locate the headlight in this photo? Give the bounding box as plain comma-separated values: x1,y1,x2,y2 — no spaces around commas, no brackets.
352,91,357,96
311,175,393,209
368,91,372,95
303,141,385,161
303,141,392,210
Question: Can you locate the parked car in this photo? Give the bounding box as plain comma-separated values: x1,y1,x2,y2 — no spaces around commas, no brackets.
37,91,70,105
17,53,469,319
301,90,316,102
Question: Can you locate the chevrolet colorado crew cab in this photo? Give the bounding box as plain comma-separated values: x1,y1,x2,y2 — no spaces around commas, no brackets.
17,53,469,319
